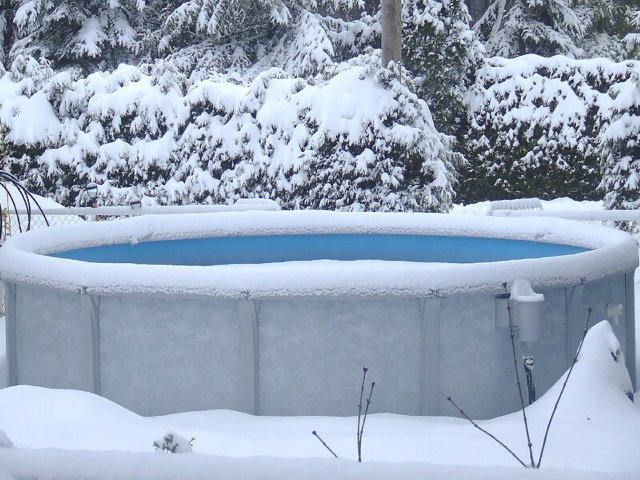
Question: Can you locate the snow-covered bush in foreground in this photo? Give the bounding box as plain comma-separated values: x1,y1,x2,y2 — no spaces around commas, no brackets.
153,431,194,454
460,54,640,204
0,52,457,212
530,320,634,417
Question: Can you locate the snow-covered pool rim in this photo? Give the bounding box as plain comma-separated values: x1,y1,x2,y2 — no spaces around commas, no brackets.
0,210,637,299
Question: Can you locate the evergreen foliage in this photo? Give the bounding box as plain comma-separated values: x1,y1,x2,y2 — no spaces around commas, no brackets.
1,0,639,214
474,0,584,58
460,55,639,204
599,65,640,231
1,51,457,211
403,0,482,135
574,0,640,60
10,0,145,72
0,1,460,212
0,0,16,66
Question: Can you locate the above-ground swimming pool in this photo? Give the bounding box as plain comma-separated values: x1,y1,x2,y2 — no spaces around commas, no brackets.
0,211,637,418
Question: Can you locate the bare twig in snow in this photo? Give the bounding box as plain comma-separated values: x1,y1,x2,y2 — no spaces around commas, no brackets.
357,366,368,462
312,430,338,458
358,381,375,462
447,396,527,468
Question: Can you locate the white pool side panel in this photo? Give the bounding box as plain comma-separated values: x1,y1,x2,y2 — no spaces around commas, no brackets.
3,273,634,419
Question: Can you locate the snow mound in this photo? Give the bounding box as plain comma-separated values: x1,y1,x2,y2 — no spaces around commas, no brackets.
480,320,639,471
528,320,634,421
0,386,152,450
0,315,5,389
575,321,634,399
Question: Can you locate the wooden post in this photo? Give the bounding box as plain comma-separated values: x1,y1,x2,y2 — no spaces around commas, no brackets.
381,0,402,76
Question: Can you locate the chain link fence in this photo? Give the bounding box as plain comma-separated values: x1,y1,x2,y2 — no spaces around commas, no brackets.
2,211,85,241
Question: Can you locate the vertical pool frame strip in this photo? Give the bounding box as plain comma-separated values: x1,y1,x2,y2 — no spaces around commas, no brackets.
4,281,17,387
421,298,441,415
565,285,585,368
80,294,101,395
625,273,637,391
238,299,259,414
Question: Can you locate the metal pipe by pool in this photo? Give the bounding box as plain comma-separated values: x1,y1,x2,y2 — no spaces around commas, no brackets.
0,211,637,418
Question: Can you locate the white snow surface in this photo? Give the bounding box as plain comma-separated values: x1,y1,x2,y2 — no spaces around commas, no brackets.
0,320,638,478
0,210,636,299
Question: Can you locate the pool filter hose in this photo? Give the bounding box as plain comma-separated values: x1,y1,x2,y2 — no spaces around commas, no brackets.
523,356,536,405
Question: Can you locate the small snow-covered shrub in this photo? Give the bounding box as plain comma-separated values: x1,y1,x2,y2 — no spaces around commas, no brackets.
153,431,194,454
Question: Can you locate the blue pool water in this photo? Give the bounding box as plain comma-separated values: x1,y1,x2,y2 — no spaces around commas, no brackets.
49,234,589,266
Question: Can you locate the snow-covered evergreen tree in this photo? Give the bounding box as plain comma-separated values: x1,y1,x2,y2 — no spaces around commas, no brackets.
0,49,459,211
0,53,62,197
0,0,465,212
10,0,145,72
574,0,640,60
459,55,637,203
152,1,372,78
629,7,640,57
170,55,457,212
599,64,640,230
403,0,482,135
0,0,17,67
474,0,584,58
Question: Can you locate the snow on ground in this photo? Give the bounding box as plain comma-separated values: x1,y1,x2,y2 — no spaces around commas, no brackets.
0,320,638,478
0,197,639,477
